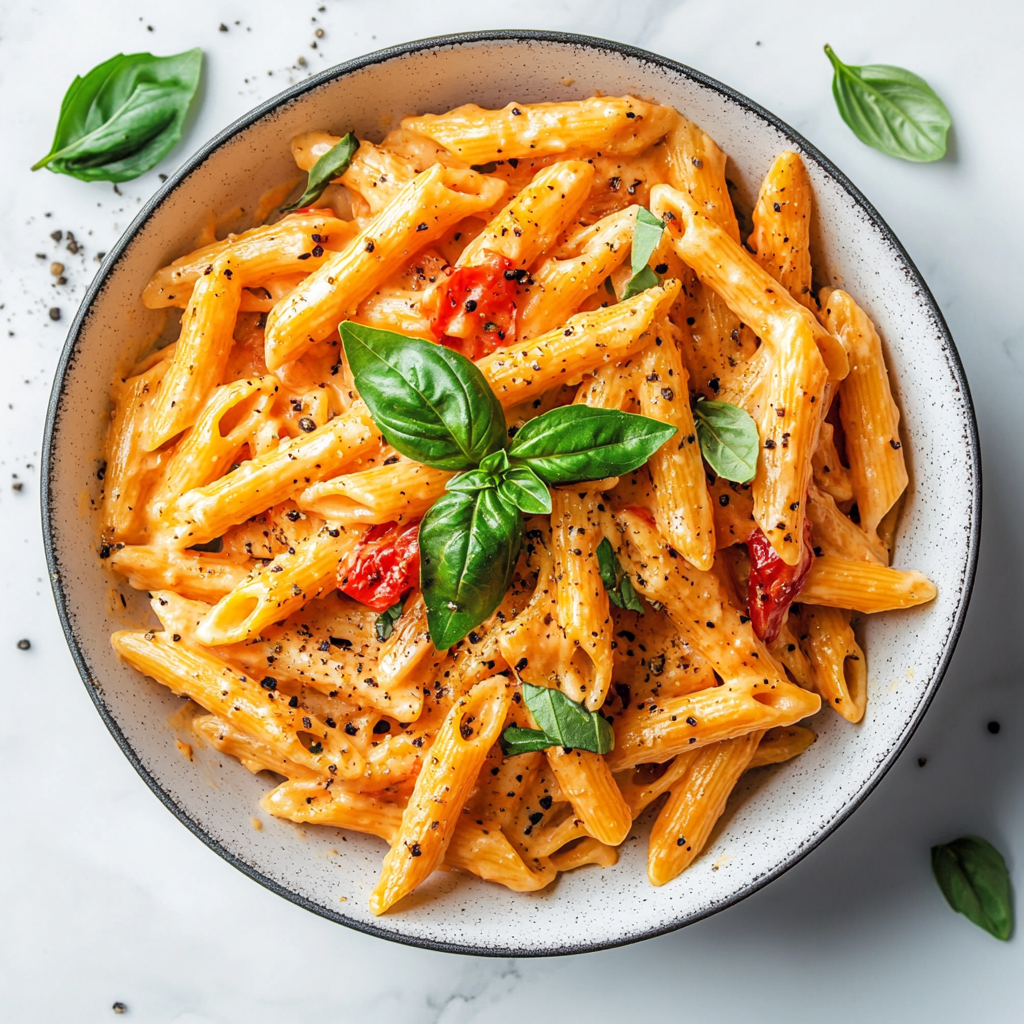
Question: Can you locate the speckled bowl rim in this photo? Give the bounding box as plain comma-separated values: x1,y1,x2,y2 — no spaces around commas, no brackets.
41,29,982,957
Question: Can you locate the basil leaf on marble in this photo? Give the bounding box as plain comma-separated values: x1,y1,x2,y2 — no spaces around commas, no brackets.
931,835,1013,940
824,45,951,162
32,48,203,182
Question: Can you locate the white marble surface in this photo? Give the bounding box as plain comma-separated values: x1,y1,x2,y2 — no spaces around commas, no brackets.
1,0,1020,1019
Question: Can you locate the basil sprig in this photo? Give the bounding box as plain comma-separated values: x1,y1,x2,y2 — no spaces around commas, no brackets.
282,132,359,212
621,208,665,301
596,538,644,613
932,836,1013,940
374,599,405,642
824,45,951,163
693,399,759,483
32,49,203,183
500,682,614,756
341,322,676,649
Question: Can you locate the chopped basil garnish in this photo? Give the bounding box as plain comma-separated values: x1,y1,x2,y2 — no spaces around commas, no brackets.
32,49,203,183
282,131,359,212
596,537,645,613
341,323,676,649
932,835,1013,940
824,45,951,163
693,399,759,483
621,208,665,300
374,600,405,642
500,682,614,756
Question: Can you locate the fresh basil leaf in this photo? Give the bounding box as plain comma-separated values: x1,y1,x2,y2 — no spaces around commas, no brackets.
521,682,614,754
499,726,556,756
341,322,506,471
282,131,358,212
824,45,951,163
374,599,405,642
479,448,510,475
932,836,1013,940
620,207,664,300
693,400,759,483
596,536,645,613
446,469,496,494
497,466,551,515
621,264,659,301
32,48,203,183
508,406,676,485
419,487,523,650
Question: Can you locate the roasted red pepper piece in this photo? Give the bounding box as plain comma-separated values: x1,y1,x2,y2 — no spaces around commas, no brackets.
338,519,421,612
746,517,813,643
424,249,519,360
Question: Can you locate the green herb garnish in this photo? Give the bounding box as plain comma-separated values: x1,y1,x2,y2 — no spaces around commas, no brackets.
693,399,759,483
596,537,645,613
341,322,676,650
282,132,359,212
32,49,203,183
824,45,951,163
500,682,614,756
932,835,1013,940
621,208,665,300
374,599,405,642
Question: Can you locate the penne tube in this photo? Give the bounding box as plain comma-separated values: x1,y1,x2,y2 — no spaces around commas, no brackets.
545,747,632,847
551,488,613,709
647,732,761,885
710,478,756,547
196,524,361,646
637,327,716,569
298,460,452,525
142,213,353,308
102,360,174,545
169,402,379,546
517,207,636,340
352,288,434,340
749,151,815,308
457,160,594,270
822,289,909,534
747,724,816,770
548,837,619,872
377,593,436,693
614,509,792,691
664,111,740,242
798,555,936,614
768,613,818,692
807,484,887,564
799,605,867,723
650,183,847,380
812,418,854,504
151,376,276,514
615,754,698,818
264,165,505,369
752,314,829,564
191,713,319,779
402,96,676,165
369,675,511,914
113,629,363,778
444,818,551,892
110,544,250,602
607,674,818,772
574,354,641,412
478,279,681,406
144,253,244,450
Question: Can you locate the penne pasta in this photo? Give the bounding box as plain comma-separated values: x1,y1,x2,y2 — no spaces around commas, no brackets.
799,555,936,614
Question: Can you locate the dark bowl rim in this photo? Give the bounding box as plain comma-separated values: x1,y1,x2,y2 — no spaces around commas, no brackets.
41,27,982,958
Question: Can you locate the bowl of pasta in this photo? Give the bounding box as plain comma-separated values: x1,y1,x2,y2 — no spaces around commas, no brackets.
42,30,980,955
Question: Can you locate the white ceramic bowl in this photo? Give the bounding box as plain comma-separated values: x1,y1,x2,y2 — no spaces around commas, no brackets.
42,30,981,956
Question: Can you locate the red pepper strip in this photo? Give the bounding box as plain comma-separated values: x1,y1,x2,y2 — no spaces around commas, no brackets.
746,517,813,643
424,249,519,360
338,519,421,612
